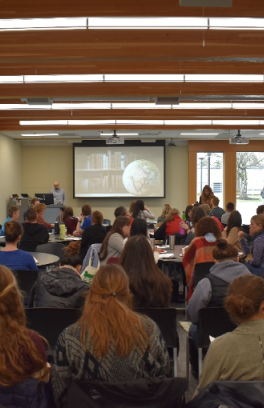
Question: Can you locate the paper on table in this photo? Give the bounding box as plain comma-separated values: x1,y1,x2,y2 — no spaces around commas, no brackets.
158,253,175,259
64,237,81,241
209,335,215,342
157,245,170,249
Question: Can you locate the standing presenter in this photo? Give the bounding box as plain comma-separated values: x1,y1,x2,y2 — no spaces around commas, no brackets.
50,181,66,205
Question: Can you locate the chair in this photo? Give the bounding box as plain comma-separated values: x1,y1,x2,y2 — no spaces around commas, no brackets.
135,307,179,377
25,307,82,348
36,242,65,259
197,307,237,376
242,224,250,235
19,240,44,252
12,269,38,299
106,257,119,264
193,262,214,288
66,377,188,408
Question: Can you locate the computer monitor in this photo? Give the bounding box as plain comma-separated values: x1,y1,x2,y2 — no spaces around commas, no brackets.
35,193,54,205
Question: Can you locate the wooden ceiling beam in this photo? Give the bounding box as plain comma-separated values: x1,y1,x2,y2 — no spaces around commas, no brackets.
0,0,263,18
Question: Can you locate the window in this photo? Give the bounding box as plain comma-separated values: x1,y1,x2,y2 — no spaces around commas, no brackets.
196,152,224,205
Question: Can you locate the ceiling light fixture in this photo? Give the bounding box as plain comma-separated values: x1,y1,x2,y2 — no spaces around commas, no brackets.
21,133,59,136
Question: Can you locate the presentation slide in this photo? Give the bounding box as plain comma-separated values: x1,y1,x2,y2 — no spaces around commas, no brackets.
74,144,165,198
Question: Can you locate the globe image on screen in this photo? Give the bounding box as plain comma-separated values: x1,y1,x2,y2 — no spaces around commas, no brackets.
122,160,161,195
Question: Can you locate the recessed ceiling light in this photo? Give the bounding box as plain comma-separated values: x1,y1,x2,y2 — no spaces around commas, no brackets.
0,18,87,31
180,133,219,135
100,132,139,136
21,133,59,136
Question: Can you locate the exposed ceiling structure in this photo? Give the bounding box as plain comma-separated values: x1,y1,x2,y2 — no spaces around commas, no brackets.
1,0,264,143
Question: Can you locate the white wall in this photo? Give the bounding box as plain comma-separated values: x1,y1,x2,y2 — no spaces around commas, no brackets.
21,143,189,223
0,134,22,221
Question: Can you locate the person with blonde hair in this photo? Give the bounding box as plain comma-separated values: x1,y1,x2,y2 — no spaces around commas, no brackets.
51,264,169,406
154,207,183,240
0,265,49,404
157,203,171,223
196,274,264,394
34,203,54,230
0,221,37,270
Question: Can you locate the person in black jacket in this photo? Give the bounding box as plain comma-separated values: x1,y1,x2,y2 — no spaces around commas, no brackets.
80,211,106,260
21,208,49,243
28,241,89,308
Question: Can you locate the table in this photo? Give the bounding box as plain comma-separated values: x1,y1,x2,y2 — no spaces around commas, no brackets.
29,252,59,268
48,233,81,244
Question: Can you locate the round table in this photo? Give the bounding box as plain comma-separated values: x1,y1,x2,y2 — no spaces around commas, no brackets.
29,252,59,267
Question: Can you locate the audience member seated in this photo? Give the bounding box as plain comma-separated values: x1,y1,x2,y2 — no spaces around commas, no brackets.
129,200,136,215
196,275,264,394
200,203,224,231
199,185,214,208
129,218,160,263
185,204,193,225
154,208,183,241
211,196,225,221
221,201,234,225
240,214,264,276
21,208,49,244
73,204,92,236
0,205,20,235
0,221,37,271
0,265,50,405
183,217,222,286
62,206,78,235
99,216,131,265
23,197,40,221
35,203,54,230
119,235,172,307
222,210,243,252
132,199,155,220
51,264,169,407
114,206,131,218
257,204,264,215
157,203,171,223
180,206,206,245
28,241,89,308
80,211,107,260
187,239,250,378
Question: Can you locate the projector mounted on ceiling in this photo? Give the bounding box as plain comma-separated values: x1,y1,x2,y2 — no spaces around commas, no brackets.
105,130,124,145
168,138,177,146
229,130,249,145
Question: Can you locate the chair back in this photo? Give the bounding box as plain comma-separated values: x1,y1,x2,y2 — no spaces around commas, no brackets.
193,262,214,288
12,269,38,298
135,308,178,349
106,257,119,265
19,240,44,252
198,307,237,348
242,224,250,235
25,307,82,348
36,242,65,259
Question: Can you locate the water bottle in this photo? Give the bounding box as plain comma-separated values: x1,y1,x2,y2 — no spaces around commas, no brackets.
54,221,60,234
182,211,186,221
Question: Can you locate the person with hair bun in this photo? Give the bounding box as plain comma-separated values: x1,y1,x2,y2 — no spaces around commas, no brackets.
196,274,264,394
187,238,250,378
51,264,169,406
240,214,264,276
0,265,50,405
28,241,89,308
0,221,37,270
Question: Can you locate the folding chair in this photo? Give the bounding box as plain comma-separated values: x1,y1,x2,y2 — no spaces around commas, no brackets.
36,242,65,259
197,307,237,376
193,262,214,288
135,307,179,377
25,307,82,348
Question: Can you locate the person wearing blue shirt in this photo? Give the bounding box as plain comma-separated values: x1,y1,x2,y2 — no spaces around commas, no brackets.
0,221,37,271
73,204,92,236
0,206,20,236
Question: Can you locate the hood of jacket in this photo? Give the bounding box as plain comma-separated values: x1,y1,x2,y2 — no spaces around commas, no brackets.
22,222,46,237
209,260,250,283
40,267,87,297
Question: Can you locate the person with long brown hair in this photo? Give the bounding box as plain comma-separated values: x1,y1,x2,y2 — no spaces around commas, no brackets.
80,210,107,260
51,264,169,406
222,210,243,252
28,241,89,308
199,185,214,208
62,206,78,235
196,275,264,394
119,235,172,307
99,216,131,264
0,265,50,404
157,203,171,223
